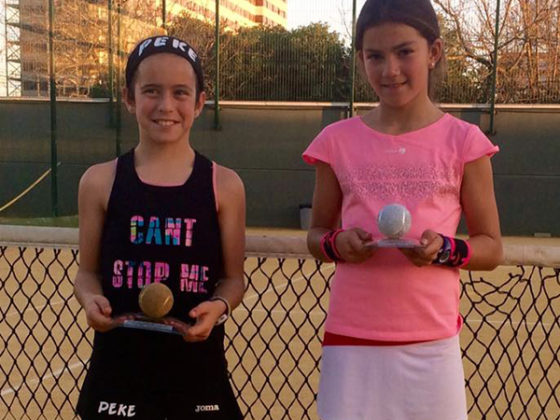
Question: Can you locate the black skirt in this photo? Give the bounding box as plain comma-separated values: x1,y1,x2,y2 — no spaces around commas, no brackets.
76,327,243,420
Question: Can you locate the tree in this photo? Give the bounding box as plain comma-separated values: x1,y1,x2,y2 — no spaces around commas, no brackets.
434,0,560,103
436,13,491,103
169,15,350,102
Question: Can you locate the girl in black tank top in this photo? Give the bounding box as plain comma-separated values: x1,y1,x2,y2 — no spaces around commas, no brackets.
74,36,246,420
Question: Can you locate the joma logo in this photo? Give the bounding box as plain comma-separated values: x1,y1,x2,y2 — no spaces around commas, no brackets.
195,404,220,412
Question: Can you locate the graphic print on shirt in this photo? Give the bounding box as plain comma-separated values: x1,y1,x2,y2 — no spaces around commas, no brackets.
337,161,461,206
130,216,196,246
111,215,208,294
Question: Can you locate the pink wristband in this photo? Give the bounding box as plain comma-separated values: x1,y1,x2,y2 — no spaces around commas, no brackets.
320,231,334,262
458,240,472,268
330,229,345,261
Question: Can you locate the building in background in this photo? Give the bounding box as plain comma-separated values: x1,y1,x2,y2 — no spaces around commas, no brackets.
2,0,23,96
2,0,287,97
169,0,287,29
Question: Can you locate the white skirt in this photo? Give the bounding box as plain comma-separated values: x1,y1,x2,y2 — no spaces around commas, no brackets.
317,334,467,420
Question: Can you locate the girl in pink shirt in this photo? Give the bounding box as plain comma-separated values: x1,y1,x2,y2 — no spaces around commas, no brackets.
303,1,503,419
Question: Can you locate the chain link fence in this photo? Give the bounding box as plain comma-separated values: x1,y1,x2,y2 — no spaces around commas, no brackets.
1,0,559,103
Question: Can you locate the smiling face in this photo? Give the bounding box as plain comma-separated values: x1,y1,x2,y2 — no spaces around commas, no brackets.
359,22,442,110
124,53,205,147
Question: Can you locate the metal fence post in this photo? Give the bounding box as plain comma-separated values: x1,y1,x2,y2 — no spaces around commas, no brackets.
162,0,166,32
48,0,58,216
214,0,221,130
349,0,357,117
3,0,8,96
115,0,122,156
108,0,114,128
488,0,500,135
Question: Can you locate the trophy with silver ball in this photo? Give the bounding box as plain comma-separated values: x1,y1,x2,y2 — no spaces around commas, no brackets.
376,203,419,248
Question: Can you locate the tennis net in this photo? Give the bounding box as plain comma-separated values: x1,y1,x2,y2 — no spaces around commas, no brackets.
0,226,559,419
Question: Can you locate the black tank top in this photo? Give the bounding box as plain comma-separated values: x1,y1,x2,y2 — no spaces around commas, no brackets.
99,148,223,321
88,149,228,388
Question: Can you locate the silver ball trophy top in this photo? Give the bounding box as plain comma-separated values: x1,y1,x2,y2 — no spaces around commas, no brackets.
376,203,417,248
377,204,411,238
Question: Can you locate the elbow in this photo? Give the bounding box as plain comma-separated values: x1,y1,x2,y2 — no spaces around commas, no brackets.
306,229,324,260
485,241,504,270
495,246,505,268
306,231,316,256
467,240,503,271
486,257,502,271
73,281,82,304
493,240,505,268
306,232,314,254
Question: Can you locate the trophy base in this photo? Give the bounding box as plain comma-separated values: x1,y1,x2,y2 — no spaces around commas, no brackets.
369,238,421,248
121,319,180,335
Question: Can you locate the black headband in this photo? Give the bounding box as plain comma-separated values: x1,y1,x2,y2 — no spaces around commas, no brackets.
125,36,204,94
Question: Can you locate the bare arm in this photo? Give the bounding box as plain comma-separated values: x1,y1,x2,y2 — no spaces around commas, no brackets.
213,164,246,310
460,155,503,270
307,162,342,259
74,161,125,331
400,156,503,269
307,162,374,263
170,164,246,341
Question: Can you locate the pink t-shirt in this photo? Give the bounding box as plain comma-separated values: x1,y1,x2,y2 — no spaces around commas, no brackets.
303,113,499,342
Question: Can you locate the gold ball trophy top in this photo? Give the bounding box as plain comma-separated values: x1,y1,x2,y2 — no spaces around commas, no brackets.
122,282,179,334
139,282,174,319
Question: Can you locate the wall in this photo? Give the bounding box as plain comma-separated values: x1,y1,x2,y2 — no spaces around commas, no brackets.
0,100,558,236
